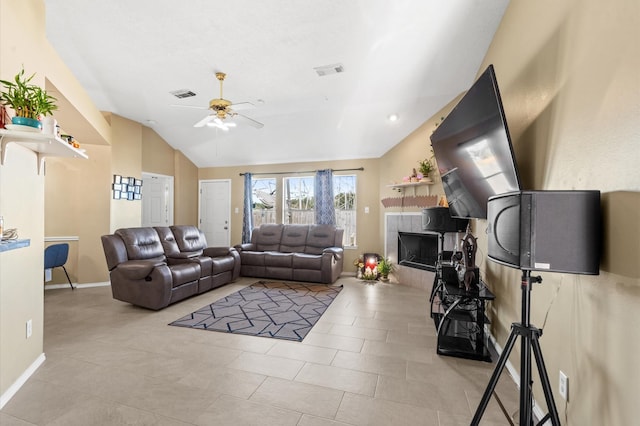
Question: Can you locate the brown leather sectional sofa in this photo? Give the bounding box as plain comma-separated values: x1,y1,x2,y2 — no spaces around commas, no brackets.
101,223,344,310
234,223,344,284
101,225,240,310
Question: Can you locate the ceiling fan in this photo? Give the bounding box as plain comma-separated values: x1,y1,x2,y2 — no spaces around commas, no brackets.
190,72,264,130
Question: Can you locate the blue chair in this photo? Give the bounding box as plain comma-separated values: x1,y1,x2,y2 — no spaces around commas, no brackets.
44,243,74,290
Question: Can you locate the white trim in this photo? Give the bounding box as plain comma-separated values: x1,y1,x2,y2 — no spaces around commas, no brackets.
44,236,79,242
44,281,110,290
0,353,46,409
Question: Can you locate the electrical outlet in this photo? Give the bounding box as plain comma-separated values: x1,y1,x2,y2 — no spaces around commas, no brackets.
26,319,32,339
559,370,569,401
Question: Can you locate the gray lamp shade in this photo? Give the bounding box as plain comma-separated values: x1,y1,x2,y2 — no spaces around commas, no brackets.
422,207,469,233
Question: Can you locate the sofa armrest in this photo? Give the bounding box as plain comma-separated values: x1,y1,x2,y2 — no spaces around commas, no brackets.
203,246,235,258
110,263,173,310
115,260,166,280
322,247,344,260
233,243,256,252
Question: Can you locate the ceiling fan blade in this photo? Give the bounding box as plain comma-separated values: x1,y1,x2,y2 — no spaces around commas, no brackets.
194,115,214,127
207,117,237,131
236,113,264,129
230,102,255,111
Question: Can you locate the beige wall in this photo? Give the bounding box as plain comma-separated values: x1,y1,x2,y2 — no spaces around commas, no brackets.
174,150,199,226
0,146,45,401
199,158,380,269
109,115,143,231
142,126,175,175
0,0,52,399
45,144,112,285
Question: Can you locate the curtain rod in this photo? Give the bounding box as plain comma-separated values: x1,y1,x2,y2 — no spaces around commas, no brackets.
239,167,364,176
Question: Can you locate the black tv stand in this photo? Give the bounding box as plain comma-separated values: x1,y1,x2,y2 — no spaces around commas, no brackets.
430,266,495,362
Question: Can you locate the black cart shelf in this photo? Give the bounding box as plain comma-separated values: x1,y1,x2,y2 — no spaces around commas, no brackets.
430,266,495,362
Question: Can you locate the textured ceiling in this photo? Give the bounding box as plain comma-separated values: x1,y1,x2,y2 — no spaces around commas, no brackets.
44,0,508,168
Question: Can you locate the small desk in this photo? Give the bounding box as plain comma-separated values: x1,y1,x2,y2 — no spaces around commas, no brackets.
431,271,495,362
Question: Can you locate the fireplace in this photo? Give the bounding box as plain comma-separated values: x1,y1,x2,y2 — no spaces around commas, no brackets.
397,232,439,271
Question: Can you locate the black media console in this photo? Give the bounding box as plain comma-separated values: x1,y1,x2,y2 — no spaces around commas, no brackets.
430,265,495,362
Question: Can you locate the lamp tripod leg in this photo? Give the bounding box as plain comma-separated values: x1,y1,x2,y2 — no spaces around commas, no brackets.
471,326,519,425
531,333,561,425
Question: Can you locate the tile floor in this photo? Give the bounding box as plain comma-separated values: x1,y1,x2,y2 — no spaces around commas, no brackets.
1,276,520,425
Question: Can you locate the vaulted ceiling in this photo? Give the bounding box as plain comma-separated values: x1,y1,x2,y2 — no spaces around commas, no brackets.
45,0,509,168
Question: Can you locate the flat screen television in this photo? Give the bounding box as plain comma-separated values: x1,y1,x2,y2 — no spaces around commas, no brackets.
430,64,521,219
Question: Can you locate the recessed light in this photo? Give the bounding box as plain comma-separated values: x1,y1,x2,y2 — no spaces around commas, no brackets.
388,114,399,122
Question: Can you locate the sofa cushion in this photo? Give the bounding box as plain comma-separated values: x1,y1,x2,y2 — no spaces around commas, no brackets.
240,251,265,266
264,252,293,268
171,225,206,255
154,226,181,257
254,224,284,251
279,225,309,253
304,224,337,255
169,263,201,288
212,255,236,274
292,253,323,270
115,227,166,261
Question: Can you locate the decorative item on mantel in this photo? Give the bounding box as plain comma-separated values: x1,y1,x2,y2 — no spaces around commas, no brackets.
418,158,434,181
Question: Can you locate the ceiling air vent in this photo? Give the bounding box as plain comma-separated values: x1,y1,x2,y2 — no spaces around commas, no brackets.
314,63,345,77
170,89,197,99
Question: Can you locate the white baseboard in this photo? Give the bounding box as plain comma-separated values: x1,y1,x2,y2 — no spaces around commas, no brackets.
0,353,46,410
44,281,110,290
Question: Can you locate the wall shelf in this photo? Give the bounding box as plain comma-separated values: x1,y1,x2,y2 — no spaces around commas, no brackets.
0,129,88,174
0,239,31,253
387,179,433,189
386,179,433,196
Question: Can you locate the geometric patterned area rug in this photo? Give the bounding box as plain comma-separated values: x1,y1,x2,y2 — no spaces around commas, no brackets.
168,281,343,341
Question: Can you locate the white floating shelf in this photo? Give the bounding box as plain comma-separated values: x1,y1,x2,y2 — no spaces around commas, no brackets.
0,129,88,174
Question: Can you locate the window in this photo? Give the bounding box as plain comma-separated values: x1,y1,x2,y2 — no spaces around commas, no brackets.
282,174,357,248
252,178,276,226
283,176,314,225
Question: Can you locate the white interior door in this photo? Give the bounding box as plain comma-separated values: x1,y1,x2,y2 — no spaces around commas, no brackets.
199,179,231,246
142,173,174,227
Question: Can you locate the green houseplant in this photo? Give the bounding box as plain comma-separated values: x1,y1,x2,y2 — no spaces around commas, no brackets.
0,67,57,128
377,257,395,280
418,158,434,178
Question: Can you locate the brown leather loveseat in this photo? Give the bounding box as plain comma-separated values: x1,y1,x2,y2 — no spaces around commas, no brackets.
101,225,240,310
234,223,344,284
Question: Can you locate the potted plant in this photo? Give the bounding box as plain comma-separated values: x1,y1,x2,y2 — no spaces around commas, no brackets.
0,67,57,129
377,257,395,281
418,158,434,179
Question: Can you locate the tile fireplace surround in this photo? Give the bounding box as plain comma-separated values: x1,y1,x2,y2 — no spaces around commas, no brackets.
384,212,457,291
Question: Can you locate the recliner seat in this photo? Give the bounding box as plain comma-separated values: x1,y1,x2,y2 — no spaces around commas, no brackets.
101,226,239,310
